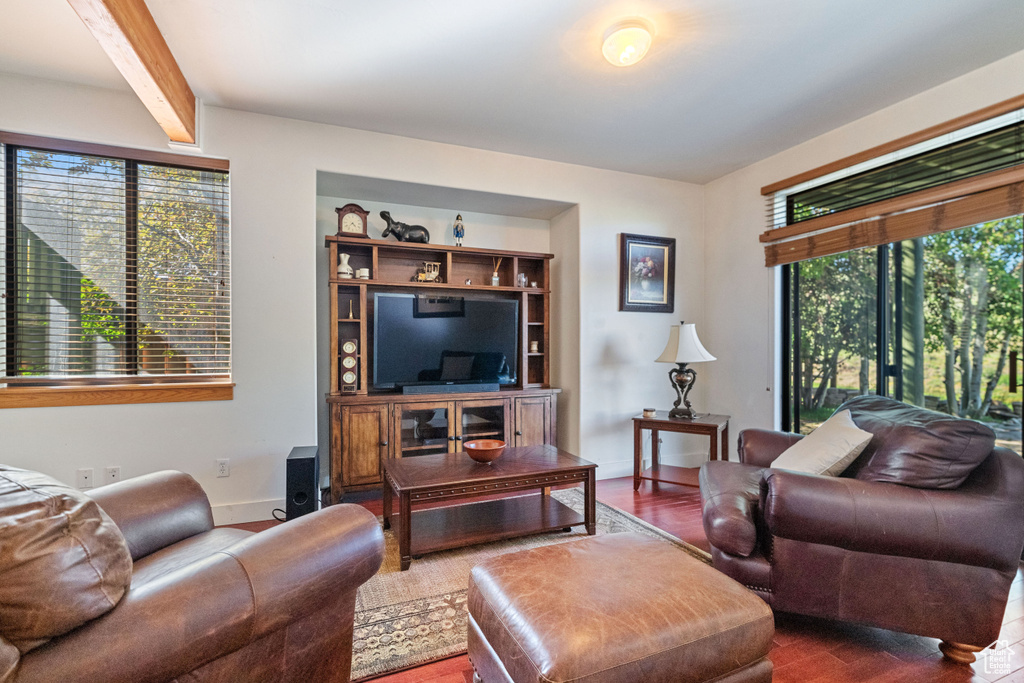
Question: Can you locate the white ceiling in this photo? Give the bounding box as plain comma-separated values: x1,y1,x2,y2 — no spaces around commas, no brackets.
2,0,1023,183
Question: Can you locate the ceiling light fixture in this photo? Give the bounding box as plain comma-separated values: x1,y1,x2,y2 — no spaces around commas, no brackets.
602,19,654,67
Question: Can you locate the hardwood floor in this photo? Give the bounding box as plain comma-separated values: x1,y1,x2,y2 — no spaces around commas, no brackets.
232,476,1024,682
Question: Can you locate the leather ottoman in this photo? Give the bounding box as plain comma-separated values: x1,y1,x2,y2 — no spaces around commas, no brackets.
468,533,774,683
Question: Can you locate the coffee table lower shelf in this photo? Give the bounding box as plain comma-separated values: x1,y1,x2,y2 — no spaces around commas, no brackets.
404,494,585,556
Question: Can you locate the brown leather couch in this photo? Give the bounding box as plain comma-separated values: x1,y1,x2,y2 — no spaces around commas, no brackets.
699,396,1024,664
0,468,384,683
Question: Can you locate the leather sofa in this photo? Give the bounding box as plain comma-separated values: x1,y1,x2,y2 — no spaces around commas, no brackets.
0,467,384,683
699,396,1024,664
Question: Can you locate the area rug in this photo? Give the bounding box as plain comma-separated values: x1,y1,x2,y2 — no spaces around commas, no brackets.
351,488,711,681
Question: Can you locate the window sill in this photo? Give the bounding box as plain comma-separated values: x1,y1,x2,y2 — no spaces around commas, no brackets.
0,382,234,409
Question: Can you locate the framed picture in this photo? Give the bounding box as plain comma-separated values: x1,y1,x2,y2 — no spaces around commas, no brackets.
619,233,675,312
414,294,465,318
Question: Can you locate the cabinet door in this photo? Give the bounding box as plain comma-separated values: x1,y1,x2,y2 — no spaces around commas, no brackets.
514,396,553,447
456,399,512,447
393,401,455,457
341,403,389,486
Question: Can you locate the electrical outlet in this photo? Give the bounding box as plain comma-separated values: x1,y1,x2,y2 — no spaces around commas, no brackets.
105,466,121,483
216,459,230,478
76,468,94,489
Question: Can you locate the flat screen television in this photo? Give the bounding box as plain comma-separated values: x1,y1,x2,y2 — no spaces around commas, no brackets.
373,293,519,389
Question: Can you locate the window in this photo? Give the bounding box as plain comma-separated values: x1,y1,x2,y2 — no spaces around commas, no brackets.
1,133,231,407
764,98,1024,454
783,220,1022,456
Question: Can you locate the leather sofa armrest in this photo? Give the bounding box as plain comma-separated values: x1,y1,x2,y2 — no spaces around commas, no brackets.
737,429,803,468
761,455,1024,572
226,504,385,640
87,471,214,561
14,504,385,683
699,461,765,557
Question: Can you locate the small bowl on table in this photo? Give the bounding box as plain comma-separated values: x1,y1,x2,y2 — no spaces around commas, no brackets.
464,439,506,464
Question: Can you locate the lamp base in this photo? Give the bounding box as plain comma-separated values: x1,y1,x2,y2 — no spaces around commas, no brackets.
666,363,699,421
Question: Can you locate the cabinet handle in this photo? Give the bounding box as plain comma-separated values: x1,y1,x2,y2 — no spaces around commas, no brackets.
380,441,388,447
448,436,457,441
456,436,463,441
515,430,522,436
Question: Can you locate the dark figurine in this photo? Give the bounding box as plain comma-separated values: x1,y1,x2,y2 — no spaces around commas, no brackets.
380,211,430,243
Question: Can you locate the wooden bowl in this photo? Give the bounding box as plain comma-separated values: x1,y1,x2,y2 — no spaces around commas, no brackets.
464,439,506,464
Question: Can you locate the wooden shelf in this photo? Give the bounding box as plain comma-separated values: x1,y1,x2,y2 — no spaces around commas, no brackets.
463,430,503,438
326,234,554,261
329,278,548,294
338,318,362,323
405,494,583,555
640,464,700,488
328,386,559,403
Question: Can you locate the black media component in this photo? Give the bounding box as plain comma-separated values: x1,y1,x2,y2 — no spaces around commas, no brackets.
402,382,500,395
286,446,319,520
374,293,519,390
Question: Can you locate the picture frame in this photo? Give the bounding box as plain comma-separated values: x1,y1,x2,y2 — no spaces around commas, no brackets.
618,233,675,312
414,294,465,318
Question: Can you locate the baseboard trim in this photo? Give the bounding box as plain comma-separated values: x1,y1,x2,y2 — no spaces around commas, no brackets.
212,498,285,526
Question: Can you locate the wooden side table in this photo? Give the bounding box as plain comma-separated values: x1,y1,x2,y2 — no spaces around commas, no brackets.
632,412,730,490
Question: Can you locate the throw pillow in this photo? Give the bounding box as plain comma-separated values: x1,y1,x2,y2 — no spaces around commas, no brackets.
840,395,996,489
0,466,132,654
771,409,873,476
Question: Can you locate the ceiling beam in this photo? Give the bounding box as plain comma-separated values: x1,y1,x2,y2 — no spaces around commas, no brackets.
67,0,196,143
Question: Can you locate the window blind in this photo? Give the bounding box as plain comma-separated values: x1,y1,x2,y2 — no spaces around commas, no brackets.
761,101,1024,267
2,140,229,385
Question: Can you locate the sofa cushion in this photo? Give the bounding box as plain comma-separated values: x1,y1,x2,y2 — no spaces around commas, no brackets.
468,533,775,683
771,409,872,477
0,466,132,653
840,395,996,489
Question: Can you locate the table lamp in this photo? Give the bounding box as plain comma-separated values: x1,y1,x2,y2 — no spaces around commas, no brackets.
656,322,716,419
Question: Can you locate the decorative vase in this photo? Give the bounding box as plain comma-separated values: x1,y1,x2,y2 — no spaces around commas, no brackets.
338,253,354,279
640,278,650,291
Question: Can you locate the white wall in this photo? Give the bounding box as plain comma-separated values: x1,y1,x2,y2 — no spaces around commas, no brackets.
703,49,1024,439
0,71,704,520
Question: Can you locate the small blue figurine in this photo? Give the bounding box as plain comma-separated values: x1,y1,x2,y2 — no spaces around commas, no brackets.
453,214,465,247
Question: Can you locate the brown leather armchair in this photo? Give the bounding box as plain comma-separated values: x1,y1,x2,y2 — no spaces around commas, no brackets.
700,396,1024,664
1,469,384,683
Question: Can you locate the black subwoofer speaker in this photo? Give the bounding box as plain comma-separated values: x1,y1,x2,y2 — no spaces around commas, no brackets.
286,446,319,520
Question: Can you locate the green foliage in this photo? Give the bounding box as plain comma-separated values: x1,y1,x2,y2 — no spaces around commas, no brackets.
796,247,875,409
796,216,1022,424
80,278,125,341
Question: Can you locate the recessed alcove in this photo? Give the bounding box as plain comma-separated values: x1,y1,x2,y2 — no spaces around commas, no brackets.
314,171,577,474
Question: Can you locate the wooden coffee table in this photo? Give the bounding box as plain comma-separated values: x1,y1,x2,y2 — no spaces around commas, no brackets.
382,444,597,570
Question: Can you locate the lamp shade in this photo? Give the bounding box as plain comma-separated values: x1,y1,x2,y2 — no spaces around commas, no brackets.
656,323,716,364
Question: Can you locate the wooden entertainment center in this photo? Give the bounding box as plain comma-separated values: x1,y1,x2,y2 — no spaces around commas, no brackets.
324,235,560,503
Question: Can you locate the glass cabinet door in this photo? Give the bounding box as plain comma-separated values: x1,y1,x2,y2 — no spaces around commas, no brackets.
458,400,510,445
394,402,453,457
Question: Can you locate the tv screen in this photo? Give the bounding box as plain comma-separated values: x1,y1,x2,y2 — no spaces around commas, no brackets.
373,293,519,389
